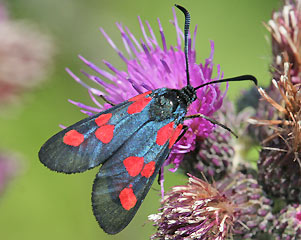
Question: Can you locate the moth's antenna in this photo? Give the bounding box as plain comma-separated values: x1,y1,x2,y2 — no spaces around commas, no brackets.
195,74,258,90
175,4,191,86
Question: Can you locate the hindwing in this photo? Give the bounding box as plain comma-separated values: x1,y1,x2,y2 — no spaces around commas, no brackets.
92,119,177,234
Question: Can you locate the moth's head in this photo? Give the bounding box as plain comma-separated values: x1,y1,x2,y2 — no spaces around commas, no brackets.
181,85,196,105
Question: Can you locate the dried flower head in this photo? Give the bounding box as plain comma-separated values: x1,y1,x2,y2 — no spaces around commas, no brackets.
251,62,301,160
67,8,225,171
0,4,54,105
149,173,272,239
250,62,301,202
266,0,301,84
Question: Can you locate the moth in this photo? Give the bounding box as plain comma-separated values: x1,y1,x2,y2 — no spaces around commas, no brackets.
39,5,257,234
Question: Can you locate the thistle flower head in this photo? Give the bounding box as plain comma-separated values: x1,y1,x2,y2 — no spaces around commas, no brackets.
210,99,255,172
0,152,19,195
67,8,225,170
250,62,301,160
266,0,301,84
149,173,272,239
217,173,273,239
180,99,255,181
250,62,301,202
0,3,8,21
149,174,236,240
271,204,301,239
0,4,54,105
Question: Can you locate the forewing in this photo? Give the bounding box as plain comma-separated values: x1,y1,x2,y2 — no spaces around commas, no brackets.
39,99,151,173
92,120,175,234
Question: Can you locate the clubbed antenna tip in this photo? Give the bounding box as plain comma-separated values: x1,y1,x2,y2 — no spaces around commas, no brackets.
195,75,258,90
174,4,191,86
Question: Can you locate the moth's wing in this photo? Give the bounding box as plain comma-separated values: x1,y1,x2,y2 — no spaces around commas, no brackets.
39,99,151,173
92,120,175,234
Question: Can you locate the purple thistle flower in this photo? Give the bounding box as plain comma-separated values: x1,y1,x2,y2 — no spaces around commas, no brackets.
0,152,19,196
0,3,54,106
149,174,236,240
149,173,273,240
270,204,301,239
67,8,225,172
179,98,256,181
266,0,301,84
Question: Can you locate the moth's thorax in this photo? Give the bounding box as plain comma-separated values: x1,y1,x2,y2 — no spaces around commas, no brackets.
149,87,196,121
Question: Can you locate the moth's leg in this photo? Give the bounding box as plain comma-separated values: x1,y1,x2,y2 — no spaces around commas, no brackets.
175,125,188,143
99,95,116,106
185,114,238,138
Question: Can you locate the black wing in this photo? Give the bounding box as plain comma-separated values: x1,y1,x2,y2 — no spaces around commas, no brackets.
92,119,176,234
39,99,151,173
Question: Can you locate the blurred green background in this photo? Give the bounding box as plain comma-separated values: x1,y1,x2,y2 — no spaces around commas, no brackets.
0,0,280,239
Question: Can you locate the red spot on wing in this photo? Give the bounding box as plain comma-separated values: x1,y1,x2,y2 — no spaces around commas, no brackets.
95,125,115,143
141,161,156,178
63,130,84,147
128,91,152,102
119,186,137,211
123,156,144,177
95,113,112,126
169,124,183,148
156,122,174,146
127,97,152,114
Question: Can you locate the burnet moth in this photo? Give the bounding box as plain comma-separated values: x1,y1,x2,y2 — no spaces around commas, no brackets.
39,5,257,234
